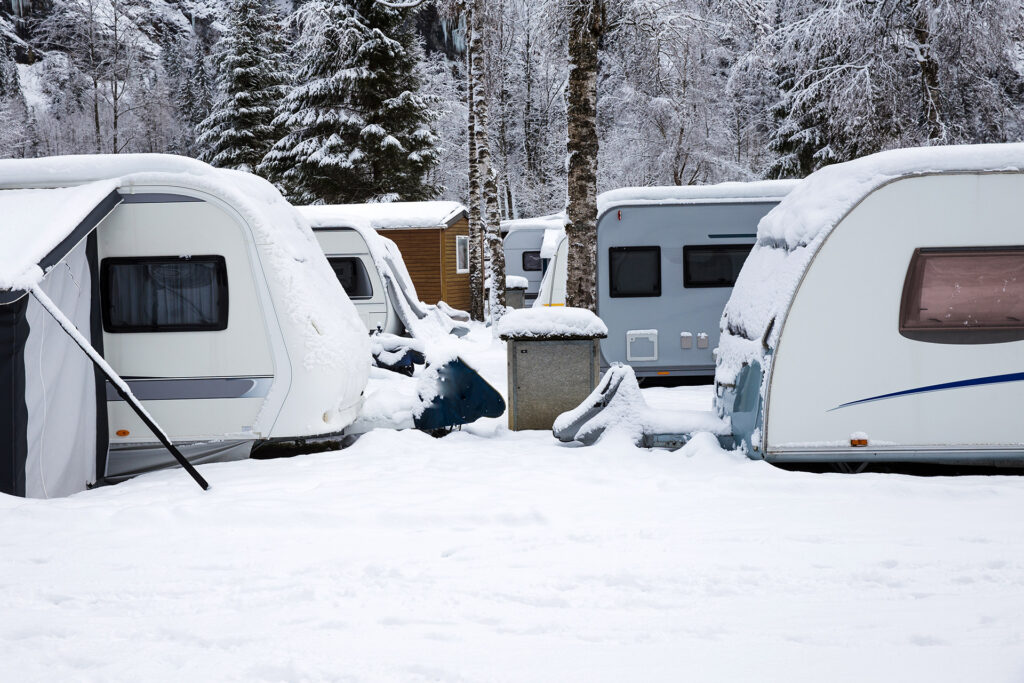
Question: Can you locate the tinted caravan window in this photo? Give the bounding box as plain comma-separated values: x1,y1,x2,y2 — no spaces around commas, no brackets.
328,257,374,299
609,246,661,298
683,244,753,288
102,256,228,333
900,246,1024,343
522,250,542,272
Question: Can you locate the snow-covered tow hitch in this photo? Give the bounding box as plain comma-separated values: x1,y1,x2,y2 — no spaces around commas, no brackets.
553,363,733,450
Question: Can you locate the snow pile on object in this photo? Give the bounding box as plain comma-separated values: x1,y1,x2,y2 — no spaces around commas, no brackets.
0,182,117,290
310,200,465,230
506,275,529,289
497,307,608,339
555,364,729,446
597,180,799,215
717,142,1024,387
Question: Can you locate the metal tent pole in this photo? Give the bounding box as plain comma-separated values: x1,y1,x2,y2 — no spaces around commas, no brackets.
29,285,210,491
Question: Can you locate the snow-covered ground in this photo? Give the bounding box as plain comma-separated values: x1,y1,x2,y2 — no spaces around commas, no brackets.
2,324,1024,682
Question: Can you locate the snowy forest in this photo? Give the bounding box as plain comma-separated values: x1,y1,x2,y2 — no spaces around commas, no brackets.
2,0,1024,222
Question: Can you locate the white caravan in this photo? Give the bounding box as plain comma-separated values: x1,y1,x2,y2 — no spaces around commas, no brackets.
0,155,370,497
299,205,468,340
533,229,568,308
717,143,1024,465
502,214,565,304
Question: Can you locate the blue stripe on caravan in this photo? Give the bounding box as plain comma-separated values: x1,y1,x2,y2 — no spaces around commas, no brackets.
831,371,1024,411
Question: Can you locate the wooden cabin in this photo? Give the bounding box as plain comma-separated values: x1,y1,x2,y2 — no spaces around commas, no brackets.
318,202,471,310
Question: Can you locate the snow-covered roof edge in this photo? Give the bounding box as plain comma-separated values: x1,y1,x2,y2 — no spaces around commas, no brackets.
501,213,566,234
597,180,799,216
310,201,467,231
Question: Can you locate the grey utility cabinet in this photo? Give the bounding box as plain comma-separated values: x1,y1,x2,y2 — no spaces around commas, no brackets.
499,310,607,431
505,285,527,309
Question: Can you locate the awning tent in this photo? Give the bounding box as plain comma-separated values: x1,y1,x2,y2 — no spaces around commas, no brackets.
0,183,207,497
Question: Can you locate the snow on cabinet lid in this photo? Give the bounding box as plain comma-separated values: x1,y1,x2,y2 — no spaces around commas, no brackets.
316,201,467,230
0,181,120,291
597,180,799,216
497,307,608,340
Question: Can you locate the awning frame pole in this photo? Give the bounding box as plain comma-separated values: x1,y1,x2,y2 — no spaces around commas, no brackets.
28,285,210,491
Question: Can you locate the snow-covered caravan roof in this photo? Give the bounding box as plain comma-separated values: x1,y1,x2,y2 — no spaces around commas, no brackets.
717,143,1024,386
318,201,467,230
597,180,799,216
502,213,566,234
0,154,369,375
540,226,566,260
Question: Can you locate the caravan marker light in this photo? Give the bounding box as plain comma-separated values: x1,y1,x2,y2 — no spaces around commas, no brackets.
116,429,130,437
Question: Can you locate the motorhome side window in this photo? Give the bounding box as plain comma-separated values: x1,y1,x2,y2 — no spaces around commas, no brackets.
101,256,228,333
683,244,753,288
328,257,374,300
522,250,542,271
609,246,661,298
900,247,1024,344
456,235,470,274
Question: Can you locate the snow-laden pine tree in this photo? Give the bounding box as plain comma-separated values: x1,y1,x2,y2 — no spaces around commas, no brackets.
0,37,34,157
196,0,286,172
174,38,213,155
261,0,441,204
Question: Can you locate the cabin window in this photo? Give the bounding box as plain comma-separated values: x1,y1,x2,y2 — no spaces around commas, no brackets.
609,246,661,298
328,257,374,300
522,250,542,272
101,256,228,333
456,235,470,274
683,244,753,288
900,247,1024,344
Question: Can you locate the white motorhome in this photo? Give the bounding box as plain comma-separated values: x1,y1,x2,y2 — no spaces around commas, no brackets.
0,155,370,497
717,143,1024,465
502,214,565,305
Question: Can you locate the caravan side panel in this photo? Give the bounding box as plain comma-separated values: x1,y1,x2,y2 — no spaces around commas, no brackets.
766,173,1024,458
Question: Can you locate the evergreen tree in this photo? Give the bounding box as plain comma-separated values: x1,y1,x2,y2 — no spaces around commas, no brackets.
0,37,33,158
174,38,213,155
196,0,287,172
261,0,440,204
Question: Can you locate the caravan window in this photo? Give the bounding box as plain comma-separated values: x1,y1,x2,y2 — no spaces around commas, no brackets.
900,247,1024,343
683,244,753,288
328,257,374,300
609,246,661,298
101,256,228,333
456,235,470,274
522,251,542,272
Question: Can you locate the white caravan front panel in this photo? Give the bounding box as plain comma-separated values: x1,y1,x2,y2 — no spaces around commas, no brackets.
767,173,1024,452
98,192,274,444
314,228,395,333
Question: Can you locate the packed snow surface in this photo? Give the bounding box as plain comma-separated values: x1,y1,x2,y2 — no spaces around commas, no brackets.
314,200,466,230
719,142,1024,387
597,179,799,215
2,326,1024,682
497,306,608,339
0,181,118,289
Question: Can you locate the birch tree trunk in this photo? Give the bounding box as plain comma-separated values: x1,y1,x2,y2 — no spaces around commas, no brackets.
470,0,505,320
565,0,604,312
466,2,485,321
